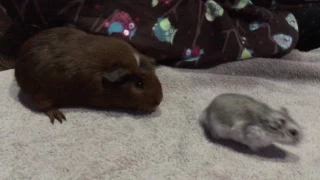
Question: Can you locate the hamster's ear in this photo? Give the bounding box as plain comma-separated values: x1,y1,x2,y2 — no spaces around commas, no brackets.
102,68,130,82
280,107,289,115
252,112,269,125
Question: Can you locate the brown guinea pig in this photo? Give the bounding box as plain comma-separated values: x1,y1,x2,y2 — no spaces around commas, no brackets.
15,27,163,124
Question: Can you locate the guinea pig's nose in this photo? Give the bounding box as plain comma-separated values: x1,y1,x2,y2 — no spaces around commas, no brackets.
154,100,161,106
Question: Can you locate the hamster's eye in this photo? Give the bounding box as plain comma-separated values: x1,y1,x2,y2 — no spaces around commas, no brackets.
279,119,286,125
269,126,278,131
289,129,298,136
259,118,268,124
134,80,144,90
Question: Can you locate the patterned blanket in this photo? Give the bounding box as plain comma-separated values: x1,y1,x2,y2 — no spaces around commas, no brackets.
1,0,318,68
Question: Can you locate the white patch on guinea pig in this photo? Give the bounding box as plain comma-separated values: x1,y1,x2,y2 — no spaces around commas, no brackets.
134,53,140,66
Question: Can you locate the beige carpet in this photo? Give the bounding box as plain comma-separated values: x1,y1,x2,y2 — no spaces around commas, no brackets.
1,49,320,179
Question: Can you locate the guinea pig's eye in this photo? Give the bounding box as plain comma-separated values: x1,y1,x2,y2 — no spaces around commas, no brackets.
134,80,144,90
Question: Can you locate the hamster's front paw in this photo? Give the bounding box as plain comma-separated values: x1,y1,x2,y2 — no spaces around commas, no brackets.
45,108,66,124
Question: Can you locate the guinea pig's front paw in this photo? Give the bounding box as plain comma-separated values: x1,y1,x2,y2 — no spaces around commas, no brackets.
248,146,260,152
45,108,66,124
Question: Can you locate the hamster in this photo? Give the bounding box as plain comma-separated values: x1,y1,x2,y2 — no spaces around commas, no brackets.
15,27,163,124
199,93,302,151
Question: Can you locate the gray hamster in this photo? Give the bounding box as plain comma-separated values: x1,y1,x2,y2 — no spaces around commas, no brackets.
199,93,302,151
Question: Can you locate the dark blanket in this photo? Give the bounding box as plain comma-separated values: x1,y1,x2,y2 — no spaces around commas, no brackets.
252,0,320,10
0,0,306,68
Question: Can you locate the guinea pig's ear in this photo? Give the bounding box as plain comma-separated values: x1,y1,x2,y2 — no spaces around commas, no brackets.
102,68,130,82
146,56,156,66
135,53,156,73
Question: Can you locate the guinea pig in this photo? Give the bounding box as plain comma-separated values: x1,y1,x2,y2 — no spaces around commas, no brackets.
199,93,302,151
15,27,163,124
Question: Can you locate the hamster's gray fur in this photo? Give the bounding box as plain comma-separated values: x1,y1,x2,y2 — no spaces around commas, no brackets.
200,93,302,151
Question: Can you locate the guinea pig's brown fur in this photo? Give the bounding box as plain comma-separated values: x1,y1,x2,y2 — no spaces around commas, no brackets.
15,27,163,124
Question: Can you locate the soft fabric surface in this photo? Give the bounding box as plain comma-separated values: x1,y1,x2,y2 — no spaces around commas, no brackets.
1,49,320,179
1,0,300,68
